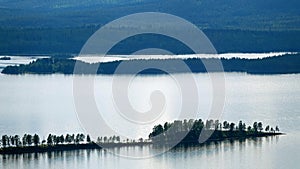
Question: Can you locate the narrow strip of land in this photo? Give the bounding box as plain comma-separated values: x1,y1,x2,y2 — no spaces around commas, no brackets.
0,120,283,155
2,53,300,75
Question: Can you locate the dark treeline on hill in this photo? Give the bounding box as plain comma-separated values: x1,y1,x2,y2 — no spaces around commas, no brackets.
0,28,300,55
149,119,281,144
2,53,300,75
0,0,299,55
0,0,299,30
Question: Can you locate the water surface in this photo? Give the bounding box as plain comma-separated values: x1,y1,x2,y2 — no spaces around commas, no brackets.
0,73,299,169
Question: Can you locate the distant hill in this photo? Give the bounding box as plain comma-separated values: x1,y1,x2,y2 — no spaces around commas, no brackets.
0,0,299,55
0,0,299,30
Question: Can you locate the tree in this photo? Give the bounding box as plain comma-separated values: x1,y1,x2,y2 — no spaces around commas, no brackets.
223,121,229,130
65,134,72,144
247,126,252,131
75,134,80,144
192,119,204,132
275,126,280,132
265,125,270,132
53,135,59,145
59,135,65,144
205,120,214,130
116,136,120,143
10,136,15,146
47,134,53,145
2,135,9,147
26,134,33,145
215,120,220,130
238,121,246,132
112,136,116,143
138,138,143,142
253,122,258,132
97,137,102,143
22,134,28,146
258,122,263,132
71,134,75,144
79,134,85,142
33,134,40,146
188,119,194,130
149,124,164,138
86,135,91,143
14,135,21,147
229,123,235,131
183,119,189,131
103,136,107,143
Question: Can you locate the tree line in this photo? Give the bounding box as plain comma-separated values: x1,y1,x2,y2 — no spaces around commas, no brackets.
149,119,280,143
0,133,89,148
0,133,128,148
0,119,281,148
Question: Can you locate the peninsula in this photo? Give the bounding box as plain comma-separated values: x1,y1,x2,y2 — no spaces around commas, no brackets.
1,53,300,75
0,119,283,155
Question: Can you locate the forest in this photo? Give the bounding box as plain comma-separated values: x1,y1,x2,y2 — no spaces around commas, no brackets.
0,28,299,55
149,119,281,144
0,0,299,55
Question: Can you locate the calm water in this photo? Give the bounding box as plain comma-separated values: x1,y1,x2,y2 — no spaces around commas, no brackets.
0,73,299,169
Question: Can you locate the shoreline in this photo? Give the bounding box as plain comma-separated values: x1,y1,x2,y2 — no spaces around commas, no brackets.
2,53,300,75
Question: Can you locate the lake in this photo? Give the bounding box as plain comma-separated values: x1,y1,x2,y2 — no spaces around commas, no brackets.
0,72,299,168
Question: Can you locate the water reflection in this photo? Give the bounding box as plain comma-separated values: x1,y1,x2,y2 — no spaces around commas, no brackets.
1,135,298,169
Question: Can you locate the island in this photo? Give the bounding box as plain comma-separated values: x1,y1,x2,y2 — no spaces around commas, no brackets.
0,119,283,155
0,56,11,60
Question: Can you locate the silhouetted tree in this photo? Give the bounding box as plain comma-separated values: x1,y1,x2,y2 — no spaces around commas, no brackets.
14,135,21,147
163,122,171,132
238,121,246,132
33,134,40,146
149,124,164,138
26,134,33,145
75,134,80,144
253,122,258,132
86,135,91,143
229,123,235,131
65,134,72,144
275,126,280,132
215,120,220,130
2,135,9,147
265,125,270,132
223,121,229,130
71,134,75,144
53,135,59,145
59,135,65,144
22,134,28,146
258,122,263,132
47,134,53,145
79,134,85,142
116,136,120,142
139,138,143,142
